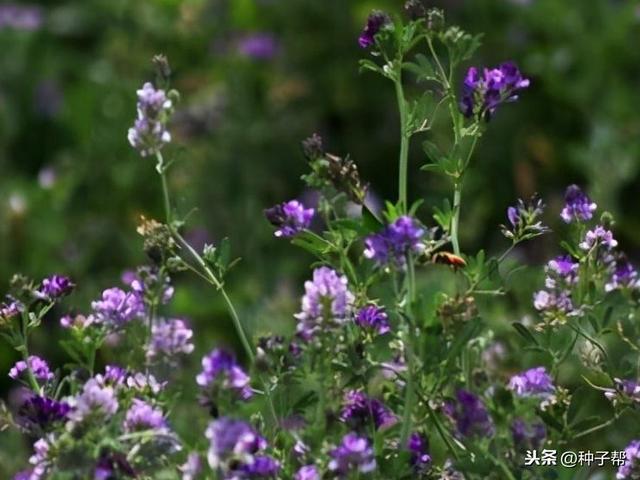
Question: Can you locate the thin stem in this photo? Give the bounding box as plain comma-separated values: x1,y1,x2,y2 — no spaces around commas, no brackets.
487,452,516,480
451,182,463,255
394,65,410,214
20,312,41,393
400,254,417,445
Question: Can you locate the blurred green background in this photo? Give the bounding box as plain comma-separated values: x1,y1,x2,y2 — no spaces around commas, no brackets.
1,0,639,476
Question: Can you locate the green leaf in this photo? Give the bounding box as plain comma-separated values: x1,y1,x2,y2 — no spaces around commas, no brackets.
359,59,384,76
433,199,453,231
512,322,539,346
443,318,483,369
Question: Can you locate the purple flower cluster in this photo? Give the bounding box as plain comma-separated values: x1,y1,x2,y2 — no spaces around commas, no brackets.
9,356,54,383
340,390,397,431
533,256,579,320
355,305,390,336
68,379,119,424
560,185,597,223
358,11,390,48
364,216,425,268
27,436,52,479
94,453,136,480
294,267,354,341
579,225,618,251
237,33,280,60
617,440,640,479
35,275,74,301
0,298,22,321
91,287,145,328
123,266,174,305
146,318,194,363
196,349,253,400
123,399,167,432
511,418,546,450
460,62,530,120
128,82,173,157
508,367,555,398
408,432,432,474
442,389,494,438
205,418,279,478
503,195,548,240
606,258,639,292
264,200,314,238
328,433,376,476
17,394,70,431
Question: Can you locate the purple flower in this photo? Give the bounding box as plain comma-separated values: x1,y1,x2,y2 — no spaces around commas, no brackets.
502,195,548,241
295,465,319,480
546,256,579,283
146,318,194,363
242,456,281,477
125,372,166,394
0,4,43,31
294,267,354,340
328,433,376,476
205,418,267,469
28,436,52,479
508,367,555,398
355,305,390,335
0,299,23,322
103,365,127,385
68,378,118,424
511,418,546,450
123,266,174,305
408,432,431,473
128,82,173,157
9,356,54,383
237,33,280,60
560,185,597,223
124,399,167,432
94,453,136,479
91,287,145,327
605,378,640,406
617,439,640,479
460,62,530,120
358,11,390,48
579,225,618,251
364,216,425,268
180,453,202,480
17,394,70,431
340,390,397,431
196,349,253,400
606,258,639,292
443,389,495,438
36,275,74,300
265,200,314,238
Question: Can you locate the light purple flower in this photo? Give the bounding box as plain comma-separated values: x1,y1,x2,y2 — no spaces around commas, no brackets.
579,225,618,251
146,318,194,363
91,287,144,327
123,399,167,432
617,439,640,479
605,378,640,406
328,433,376,476
511,418,546,450
68,378,118,424
560,185,597,223
265,200,314,238
294,267,354,340
28,436,52,479
358,11,390,48
128,82,173,157
196,349,252,400
9,356,54,383
123,266,174,305
364,216,425,268
355,305,390,335
295,465,319,480
205,418,267,469
1,299,23,321
180,453,202,480
460,62,530,120
508,367,555,397
36,275,74,300
125,372,166,394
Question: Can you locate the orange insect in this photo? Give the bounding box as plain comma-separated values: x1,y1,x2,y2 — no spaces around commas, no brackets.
433,251,467,268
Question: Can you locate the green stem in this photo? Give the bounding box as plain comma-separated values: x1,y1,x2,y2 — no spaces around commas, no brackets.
155,152,278,427
394,67,409,214
487,452,516,480
451,181,462,255
20,313,40,393
400,254,417,445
